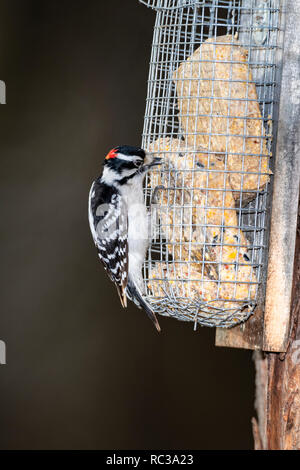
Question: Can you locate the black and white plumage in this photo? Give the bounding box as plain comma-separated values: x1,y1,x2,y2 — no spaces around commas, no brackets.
88,145,162,332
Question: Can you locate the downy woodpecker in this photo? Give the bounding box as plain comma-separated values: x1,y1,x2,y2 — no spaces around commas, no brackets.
88,145,161,332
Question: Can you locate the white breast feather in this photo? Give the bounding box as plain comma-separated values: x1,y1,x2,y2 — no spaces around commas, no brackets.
119,174,149,293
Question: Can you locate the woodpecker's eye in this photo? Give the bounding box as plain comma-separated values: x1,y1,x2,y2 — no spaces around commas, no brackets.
134,159,143,167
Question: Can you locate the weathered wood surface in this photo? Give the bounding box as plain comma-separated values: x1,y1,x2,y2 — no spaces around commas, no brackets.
216,303,264,350
253,200,300,449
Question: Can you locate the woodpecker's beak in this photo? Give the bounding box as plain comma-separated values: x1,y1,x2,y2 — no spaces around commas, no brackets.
141,153,163,173
148,157,162,168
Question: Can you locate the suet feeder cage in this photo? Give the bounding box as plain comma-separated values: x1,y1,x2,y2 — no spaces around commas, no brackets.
139,0,300,352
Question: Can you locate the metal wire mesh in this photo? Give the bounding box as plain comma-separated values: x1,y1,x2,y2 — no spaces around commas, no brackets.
139,0,282,328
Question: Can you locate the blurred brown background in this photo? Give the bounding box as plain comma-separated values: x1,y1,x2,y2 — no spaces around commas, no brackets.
0,0,254,449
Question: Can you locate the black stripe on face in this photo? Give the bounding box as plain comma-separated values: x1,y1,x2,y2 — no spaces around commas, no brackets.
118,172,139,186
105,158,139,174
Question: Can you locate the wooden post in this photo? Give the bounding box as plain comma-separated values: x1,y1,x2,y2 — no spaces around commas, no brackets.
253,203,300,449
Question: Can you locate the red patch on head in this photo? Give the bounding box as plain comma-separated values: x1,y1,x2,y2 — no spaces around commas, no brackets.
105,148,118,160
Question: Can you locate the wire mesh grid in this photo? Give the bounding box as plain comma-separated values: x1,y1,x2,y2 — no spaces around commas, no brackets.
139,0,282,328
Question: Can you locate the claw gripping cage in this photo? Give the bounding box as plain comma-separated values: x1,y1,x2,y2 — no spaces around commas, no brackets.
139,0,282,328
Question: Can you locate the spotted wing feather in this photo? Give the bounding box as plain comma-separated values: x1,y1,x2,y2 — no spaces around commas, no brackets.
88,180,128,306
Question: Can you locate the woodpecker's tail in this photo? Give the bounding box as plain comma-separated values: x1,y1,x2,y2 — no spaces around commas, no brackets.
126,279,161,333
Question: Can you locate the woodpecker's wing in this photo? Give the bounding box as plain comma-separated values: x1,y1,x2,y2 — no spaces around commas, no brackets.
88,180,128,307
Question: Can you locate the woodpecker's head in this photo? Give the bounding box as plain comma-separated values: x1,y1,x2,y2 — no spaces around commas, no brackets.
101,145,161,186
